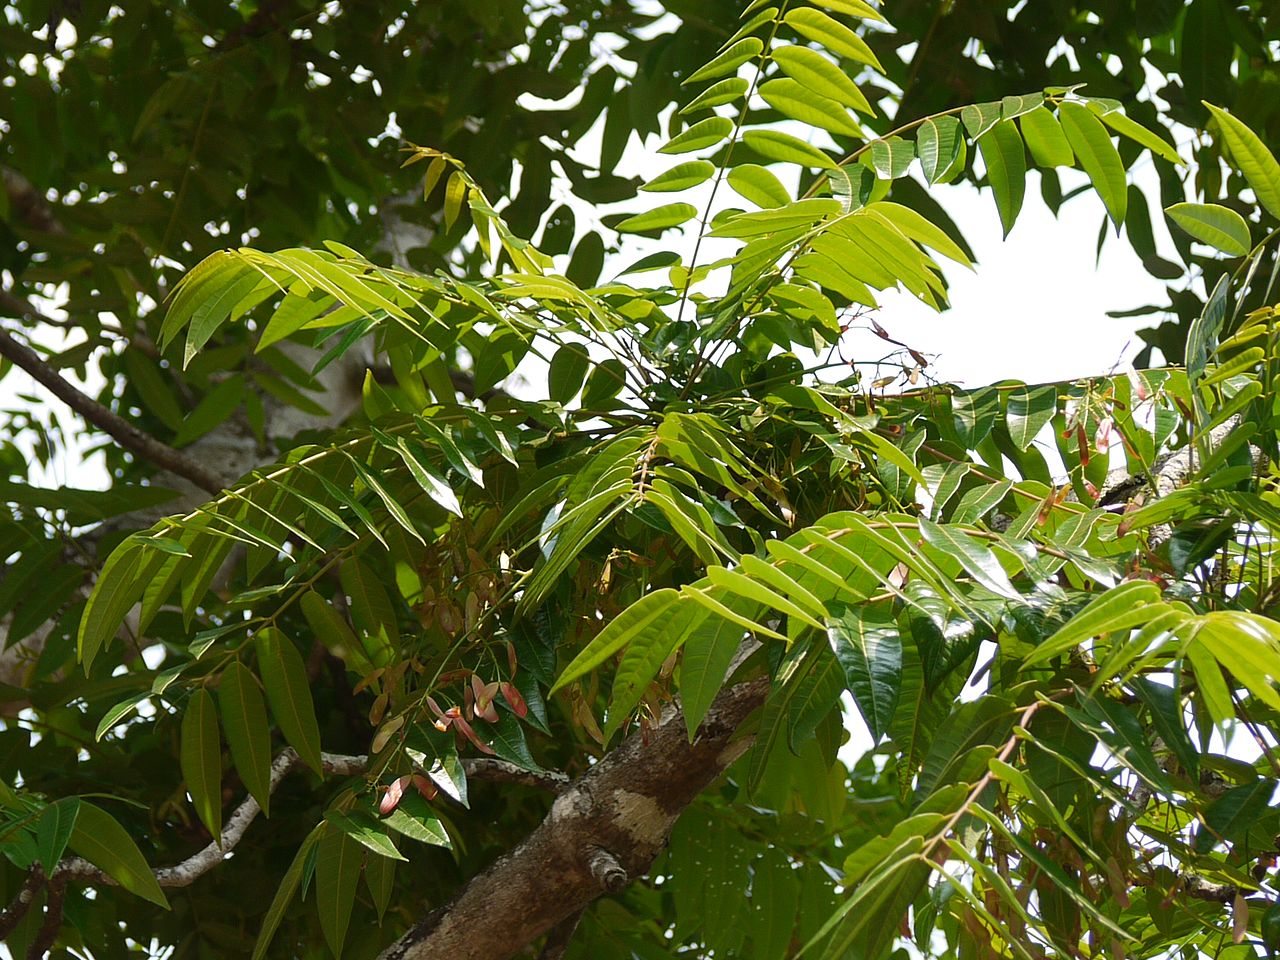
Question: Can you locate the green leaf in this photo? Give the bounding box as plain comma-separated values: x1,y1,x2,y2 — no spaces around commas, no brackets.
961,101,1002,139
35,797,80,874
68,802,169,908
1096,108,1182,165
1195,779,1278,852
1019,107,1074,168
218,661,274,815
607,597,698,743
869,137,915,179
680,78,749,115
1000,92,1044,120
1130,677,1199,780
640,160,716,193
810,0,885,23
443,170,467,231
772,46,873,116
1058,101,1127,230
1022,581,1165,667
316,825,361,959
327,810,406,861
827,607,901,740
916,118,964,188
383,791,451,848
918,518,1019,599
1166,202,1251,257
977,120,1026,237
341,556,400,662
870,202,971,267
364,845,395,921
783,7,882,71
553,589,682,693
681,602,753,741
615,202,699,233
759,79,861,137
392,438,462,517
1194,611,1280,712
181,688,223,841
659,117,734,155
1006,383,1058,451
742,130,836,169
727,163,792,208
684,37,763,85
255,628,324,776
1205,104,1280,220
548,342,591,404
95,693,150,741
251,827,322,960
79,534,165,673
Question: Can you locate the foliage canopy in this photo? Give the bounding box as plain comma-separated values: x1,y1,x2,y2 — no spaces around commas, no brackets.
5,2,1280,960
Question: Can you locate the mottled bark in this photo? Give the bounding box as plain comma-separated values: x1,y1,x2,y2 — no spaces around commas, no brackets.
378,677,769,960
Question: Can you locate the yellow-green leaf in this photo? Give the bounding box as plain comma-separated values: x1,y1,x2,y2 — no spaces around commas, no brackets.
1019,107,1074,167
1166,202,1252,257
759,78,862,137
727,163,792,208
772,45,874,116
660,116,734,155
680,77,749,115
615,203,699,234
783,7,883,71
640,160,716,193
684,37,763,85
1059,100,1127,230
742,130,836,169
1096,108,1183,165
917,115,966,185
1205,104,1280,220
181,688,222,841
977,120,1026,237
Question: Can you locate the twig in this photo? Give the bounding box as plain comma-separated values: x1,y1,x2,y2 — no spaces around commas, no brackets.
25,873,65,960
0,304,224,494
537,909,585,960
50,749,566,890
0,866,44,940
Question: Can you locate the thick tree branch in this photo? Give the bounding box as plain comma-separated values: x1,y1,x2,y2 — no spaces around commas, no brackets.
0,305,225,495
378,676,770,960
50,749,565,890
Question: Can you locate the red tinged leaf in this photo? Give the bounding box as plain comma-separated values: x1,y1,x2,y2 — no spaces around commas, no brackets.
411,775,438,801
500,682,528,719
380,775,409,815
453,714,496,755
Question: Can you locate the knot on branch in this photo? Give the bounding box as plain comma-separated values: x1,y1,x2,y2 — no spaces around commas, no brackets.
585,846,627,893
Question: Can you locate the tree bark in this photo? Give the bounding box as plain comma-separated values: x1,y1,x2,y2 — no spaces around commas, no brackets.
378,677,769,960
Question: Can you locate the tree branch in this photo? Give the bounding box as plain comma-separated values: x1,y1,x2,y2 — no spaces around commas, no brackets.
0,865,44,940
50,749,566,891
0,303,225,495
378,676,769,960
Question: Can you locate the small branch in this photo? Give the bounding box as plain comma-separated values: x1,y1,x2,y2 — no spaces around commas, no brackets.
50,749,567,891
585,846,627,893
2,168,64,235
0,866,44,940
0,309,225,495
537,909,584,960
464,758,569,795
26,873,65,960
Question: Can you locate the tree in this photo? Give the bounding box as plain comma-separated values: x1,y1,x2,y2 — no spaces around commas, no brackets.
3,2,1280,960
